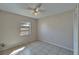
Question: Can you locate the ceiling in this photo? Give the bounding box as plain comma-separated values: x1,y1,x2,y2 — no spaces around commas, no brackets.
0,3,76,19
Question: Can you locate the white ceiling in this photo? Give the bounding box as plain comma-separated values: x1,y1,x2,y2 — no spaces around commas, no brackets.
0,3,76,19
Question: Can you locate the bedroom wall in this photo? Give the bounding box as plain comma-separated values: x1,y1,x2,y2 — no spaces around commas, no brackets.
38,10,73,51
0,11,37,51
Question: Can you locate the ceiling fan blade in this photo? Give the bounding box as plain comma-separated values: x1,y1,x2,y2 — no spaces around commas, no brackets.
39,9,45,12
26,7,33,10
36,3,42,8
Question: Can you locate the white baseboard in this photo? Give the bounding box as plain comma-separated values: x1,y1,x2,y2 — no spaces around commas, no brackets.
40,40,73,52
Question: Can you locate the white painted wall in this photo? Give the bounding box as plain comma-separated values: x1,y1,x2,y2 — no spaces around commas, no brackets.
0,11,37,51
38,10,73,51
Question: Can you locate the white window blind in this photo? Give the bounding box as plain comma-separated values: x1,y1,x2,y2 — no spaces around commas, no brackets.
20,22,31,36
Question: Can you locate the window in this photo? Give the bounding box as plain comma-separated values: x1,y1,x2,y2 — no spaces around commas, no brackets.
20,22,31,36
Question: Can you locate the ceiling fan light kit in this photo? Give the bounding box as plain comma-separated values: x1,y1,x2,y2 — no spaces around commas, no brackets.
32,8,40,16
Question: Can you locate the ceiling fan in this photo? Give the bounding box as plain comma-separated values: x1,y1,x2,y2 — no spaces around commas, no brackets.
26,3,44,16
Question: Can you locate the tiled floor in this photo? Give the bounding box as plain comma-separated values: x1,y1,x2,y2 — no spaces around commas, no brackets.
10,41,73,55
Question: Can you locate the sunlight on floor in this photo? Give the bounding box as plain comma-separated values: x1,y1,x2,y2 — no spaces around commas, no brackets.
9,47,25,55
